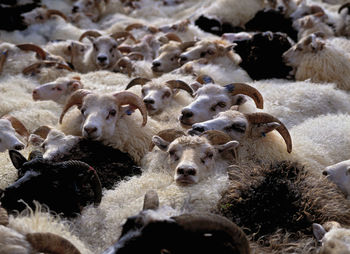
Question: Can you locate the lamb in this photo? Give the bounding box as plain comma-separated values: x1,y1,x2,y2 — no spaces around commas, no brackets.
283,32,350,90
103,190,250,254
0,206,82,254
322,159,350,199
58,89,156,164
0,115,29,152
218,161,350,253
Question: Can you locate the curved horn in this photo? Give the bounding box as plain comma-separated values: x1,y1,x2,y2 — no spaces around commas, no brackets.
54,62,74,72
224,83,264,109
246,112,292,153
0,50,8,74
125,23,145,31
143,190,159,211
59,89,91,124
26,232,81,254
339,3,350,13
196,74,214,84
2,115,29,139
22,62,42,75
165,80,193,96
125,77,151,90
63,160,102,205
79,30,102,42
110,31,136,42
165,32,182,43
173,213,250,254
46,9,68,21
127,52,144,61
16,44,46,60
180,41,197,50
23,61,73,75
118,45,132,53
200,130,232,145
113,91,147,126
149,128,185,151
33,125,52,139
116,57,133,77
0,206,9,226
148,25,159,34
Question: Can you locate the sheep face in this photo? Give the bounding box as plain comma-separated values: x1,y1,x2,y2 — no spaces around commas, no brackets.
179,84,245,128
141,83,173,115
32,78,83,103
0,119,25,153
152,135,238,185
266,0,298,15
67,41,90,64
80,94,121,140
72,0,105,22
21,7,47,25
323,160,350,198
89,36,121,69
152,42,182,73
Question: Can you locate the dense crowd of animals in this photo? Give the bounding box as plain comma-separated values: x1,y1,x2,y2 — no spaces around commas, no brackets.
1,0,350,253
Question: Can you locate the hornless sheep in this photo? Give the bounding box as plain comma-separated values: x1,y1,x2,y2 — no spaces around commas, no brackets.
0,115,29,152
32,76,83,104
59,89,156,164
0,150,102,217
103,190,250,254
283,32,350,90
218,161,350,254
0,205,82,254
323,159,350,199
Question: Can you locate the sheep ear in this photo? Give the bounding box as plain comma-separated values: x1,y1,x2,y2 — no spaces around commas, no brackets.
9,150,28,169
216,140,239,153
253,122,280,137
152,135,170,151
68,81,82,92
313,223,326,242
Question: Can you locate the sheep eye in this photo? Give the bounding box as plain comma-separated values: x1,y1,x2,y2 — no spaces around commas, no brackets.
80,48,85,52
207,152,213,159
218,102,226,108
109,109,117,117
170,57,174,61
56,87,63,91
169,150,179,161
141,89,146,96
41,142,46,149
68,46,72,51
0,138,2,143
162,91,171,99
207,49,215,55
93,44,98,50
200,52,206,57
81,108,86,115
210,105,216,111
109,48,113,53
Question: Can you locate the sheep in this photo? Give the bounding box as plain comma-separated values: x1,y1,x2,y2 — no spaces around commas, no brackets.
322,159,350,199
265,0,300,17
0,205,82,254
0,115,29,152
179,81,264,128
32,76,83,104
283,32,350,90
103,190,250,254
218,161,350,253
335,2,350,37
71,0,112,22
0,149,102,217
58,89,157,164
222,31,294,80
21,7,68,26
188,110,350,172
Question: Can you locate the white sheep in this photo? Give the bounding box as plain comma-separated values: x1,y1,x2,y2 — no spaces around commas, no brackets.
0,115,29,152
322,159,350,199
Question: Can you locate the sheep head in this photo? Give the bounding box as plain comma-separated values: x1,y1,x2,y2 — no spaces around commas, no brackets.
152,129,238,185
32,76,83,104
59,90,147,140
0,115,28,152
21,7,67,25
126,77,193,115
188,110,292,153
72,0,109,22
179,81,264,127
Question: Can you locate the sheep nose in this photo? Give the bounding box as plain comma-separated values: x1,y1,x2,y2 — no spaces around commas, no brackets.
13,144,25,150
278,6,284,12
84,126,97,135
177,166,196,176
152,61,161,67
180,56,187,62
143,98,155,104
322,170,328,176
72,6,79,13
181,109,193,119
97,56,107,62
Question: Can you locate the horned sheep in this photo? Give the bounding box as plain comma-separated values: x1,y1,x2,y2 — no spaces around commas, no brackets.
0,115,28,152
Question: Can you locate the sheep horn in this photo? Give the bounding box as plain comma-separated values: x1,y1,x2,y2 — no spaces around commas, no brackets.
125,23,145,31
180,41,196,50
46,9,68,21
110,31,136,43
165,80,193,96
224,83,264,109
79,30,102,42
143,190,159,211
0,206,9,226
22,62,42,75
173,213,250,254
26,232,81,254
125,77,151,90
310,5,324,14
0,50,8,74
246,112,292,153
59,89,91,124
165,32,182,43
149,128,185,151
116,57,133,77
196,74,214,84
113,91,148,126
200,130,232,145
63,160,102,205
23,61,73,75
16,44,46,60
118,45,132,53
2,115,30,139
127,52,144,61
33,125,52,139
338,3,350,13
148,26,159,33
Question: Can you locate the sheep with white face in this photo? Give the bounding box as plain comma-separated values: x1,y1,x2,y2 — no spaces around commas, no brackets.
323,160,350,199
179,82,263,128
152,130,239,185
21,7,68,26
32,76,83,104
0,116,29,153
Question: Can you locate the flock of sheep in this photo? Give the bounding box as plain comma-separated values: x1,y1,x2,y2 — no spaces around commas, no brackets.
1,0,350,253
